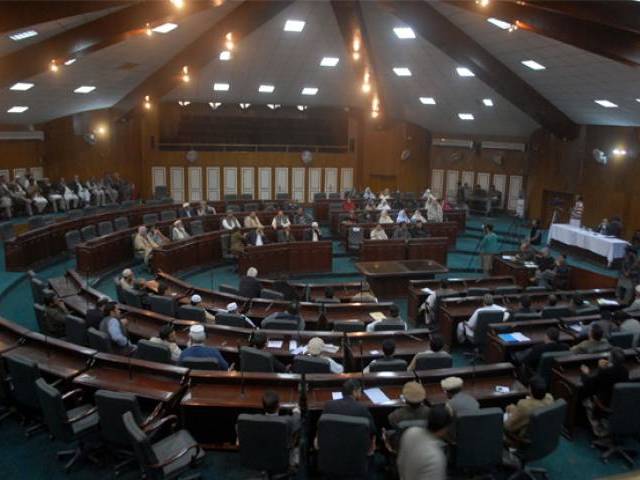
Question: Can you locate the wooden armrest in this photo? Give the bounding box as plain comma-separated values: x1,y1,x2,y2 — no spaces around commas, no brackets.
140,402,164,428
593,397,612,414
143,415,178,434
148,444,201,469
61,388,83,401
66,406,97,424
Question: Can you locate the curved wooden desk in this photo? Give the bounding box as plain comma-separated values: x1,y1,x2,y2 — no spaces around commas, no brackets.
238,241,332,276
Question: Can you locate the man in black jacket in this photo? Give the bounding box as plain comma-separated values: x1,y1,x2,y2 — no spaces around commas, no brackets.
238,267,261,299
321,379,376,438
520,326,569,371
85,297,109,329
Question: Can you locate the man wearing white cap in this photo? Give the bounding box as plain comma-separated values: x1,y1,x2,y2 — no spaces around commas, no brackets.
306,337,343,373
171,219,190,241
178,202,193,218
239,267,262,299
118,268,135,290
178,324,229,370
190,294,216,323
456,294,509,344
222,212,242,231
214,302,256,328
304,222,322,242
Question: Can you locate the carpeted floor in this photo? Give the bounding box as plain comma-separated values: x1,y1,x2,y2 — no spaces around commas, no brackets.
0,214,635,479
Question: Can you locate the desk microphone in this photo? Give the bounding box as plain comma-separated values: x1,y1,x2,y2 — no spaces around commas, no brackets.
411,368,421,384
299,372,308,412
240,365,245,398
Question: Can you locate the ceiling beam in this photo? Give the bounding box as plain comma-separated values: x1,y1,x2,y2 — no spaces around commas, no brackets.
113,1,293,116
379,1,579,140
447,0,640,67
0,1,130,34
330,0,385,120
0,1,212,90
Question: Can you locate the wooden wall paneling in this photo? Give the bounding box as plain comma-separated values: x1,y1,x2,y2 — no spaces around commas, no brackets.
292,167,305,202
492,174,507,207
188,166,203,202
223,167,238,197
431,169,444,199
0,140,43,175
445,170,459,202
30,167,43,179
275,167,289,196
206,167,221,201
477,172,490,190
308,168,322,202
0,169,9,179
241,167,255,199
508,175,523,211
170,167,185,203
258,167,272,200
324,167,338,194
151,166,167,195
461,170,474,188
340,167,354,193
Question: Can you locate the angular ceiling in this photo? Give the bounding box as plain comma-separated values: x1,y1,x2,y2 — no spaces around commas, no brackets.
0,0,638,138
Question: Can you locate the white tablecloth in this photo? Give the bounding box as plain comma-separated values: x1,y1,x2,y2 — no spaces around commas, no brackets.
548,223,629,265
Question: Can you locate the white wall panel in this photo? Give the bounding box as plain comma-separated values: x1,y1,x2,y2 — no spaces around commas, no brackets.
223,167,238,196
430,169,444,199
30,167,44,180
445,170,459,202
258,167,272,200
324,168,338,193
508,175,523,211
340,168,354,193
308,168,322,202
275,167,289,195
170,167,185,203
461,170,474,188
492,174,507,207
187,166,203,202
206,167,220,201
292,167,305,202
241,167,254,198
477,172,491,190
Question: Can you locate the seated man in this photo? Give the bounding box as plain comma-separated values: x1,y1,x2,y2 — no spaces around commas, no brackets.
272,210,291,229
518,326,569,372
378,209,394,224
306,337,343,373
571,323,611,354
133,225,157,264
239,267,261,298
581,347,629,437
314,286,341,304
222,212,242,231
363,339,405,373
366,304,406,332
546,294,558,308
419,282,456,326
255,391,301,466
293,207,312,225
86,296,109,329
263,302,304,330
246,226,269,246
179,324,230,370
99,302,135,355
513,295,533,315
516,241,535,262
504,375,554,447
387,381,429,429
277,225,296,243
195,201,215,216
442,376,479,441
178,202,193,218
407,333,451,371
118,268,135,290
457,294,509,343
410,209,427,224
350,281,378,303
370,224,388,240
149,324,182,363
171,220,190,241
230,228,246,256
396,209,410,224
247,331,287,372
622,284,640,314
304,222,322,242
534,247,555,272
607,215,623,238
189,294,216,323
243,211,264,229
215,302,256,328
42,292,70,338
410,220,429,238
534,254,569,289
392,222,411,240
321,378,374,433
149,225,170,246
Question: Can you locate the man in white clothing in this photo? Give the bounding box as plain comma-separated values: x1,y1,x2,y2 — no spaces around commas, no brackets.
456,294,509,343
370,224,388,240
222,212,241,230
306,337,343,373
271,210,291,229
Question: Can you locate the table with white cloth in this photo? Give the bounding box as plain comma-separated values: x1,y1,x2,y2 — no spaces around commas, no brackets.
548,223,629,266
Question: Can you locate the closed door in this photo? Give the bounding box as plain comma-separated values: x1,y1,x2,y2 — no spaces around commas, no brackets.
188,166,203,201
258,167,272,200
206,167,220,201
508,175,523,211
223,167,238,196
477,172,490,191
308,168,322,202
151,167,166,194
340,168,354,193
30,167,44,180
292,167,305,202
445,170,459,202
493,174,507,207
170,167,185,203
275,167,289,195
461,170,474,188
241,167,254,198
431,169,444,199
324,168,338,193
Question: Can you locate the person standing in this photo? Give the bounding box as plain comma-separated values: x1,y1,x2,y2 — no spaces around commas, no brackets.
570,195,584,227
617,246,639,304
478,224,499,275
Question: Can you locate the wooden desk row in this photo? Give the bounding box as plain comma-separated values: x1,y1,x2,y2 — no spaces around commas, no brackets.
342,221,459,250
329,208,466,235
360,237,448,266
238,241,333,276
258,278,365,302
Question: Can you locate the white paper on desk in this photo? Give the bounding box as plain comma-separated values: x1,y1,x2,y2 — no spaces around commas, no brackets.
597,298,619,306
364,387,391,405
524,262,538,268
511,332,530,342
332,392,343,400
291,346,307,355
369,350,380,355
502,255,516,261
289,340,298,351
569,324,583,333
267,340,283,349
369,311,387,321
352,227,360,232
421,287,434,294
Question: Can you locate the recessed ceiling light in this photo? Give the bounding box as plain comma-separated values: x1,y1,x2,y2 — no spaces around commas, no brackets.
487,17,512,30
521,60,546,70
9,30,38,41
456,67,475,77
458,113,475,120
152,23,178,34
419,97,436,105
10,82,34,91
213,83,230,91
284,20,305,32
301,87,318,95
267,104,281,110
594,99,618,108
7,106,28,113
258,84,275,93
297,105,308,111
73,85,96,94
483,98,494,107
239,103,251,110
393,27,415,39
636,98,640,103
178,100,190,107
64,58,76,66
393,67,412,77
219,50,231,61
320,56,339,67
209,102,222,110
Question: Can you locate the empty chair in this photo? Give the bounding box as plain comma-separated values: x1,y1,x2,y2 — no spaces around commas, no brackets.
148,294,176,317
80,224,97,242
414,353,453,371
244,202,259,211
467,287,490,297
525,286,548,293
512,312,543,321
82,206,97,216
453,408,504,475
160,209,176,222
35,378,100,472
240,347,275,373
30,277,46,303
226,204,241,213
237,414,291,477
33,303,47,333
333,320,366,332
215,312,248,328
369,359,408,372
181,357,221,371
0,222,16,241
317,414,371,478
114,216,129,231
348,227,364,252
136,339,172,364
314,192,327,200
64,315,88,346
97,221,114,236
4,355,42,431
292,356,331,374
372,320,406,332
122,288,144,308
609,331,635,349
120,200,136,209
87,327,112,353
536,350,572,387
495,286,522,296
28,216,45,229
67,209,83,219
510,400,567,479
541,306,572,319
261,318,299,330
176,305,206,322
122,411,204,479
219,284,240,296
240,194,253,200
142,213,159,225
224,194,237,201
220,234,235,262
260,289,285,301
574,306,600,317
328,193,341,200
65,230,82,252
189,220,204,236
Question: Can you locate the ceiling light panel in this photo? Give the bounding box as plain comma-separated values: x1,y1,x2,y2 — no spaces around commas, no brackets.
73,86,96,94
483,98,494,107
7,106,28,113
419,97,436,105
258,84,275,93
213,83,230,91
521,60,546,70
152,23,178,34
284,20,305,32
9,30,38,41
320,57,339,67
456,67,475,77
458,113,475,120
594,99,618,108
301,87,318,95
393,27,415,39
393,67,412,76
219,50,231,61
10,82,34,91
487,18,512,30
